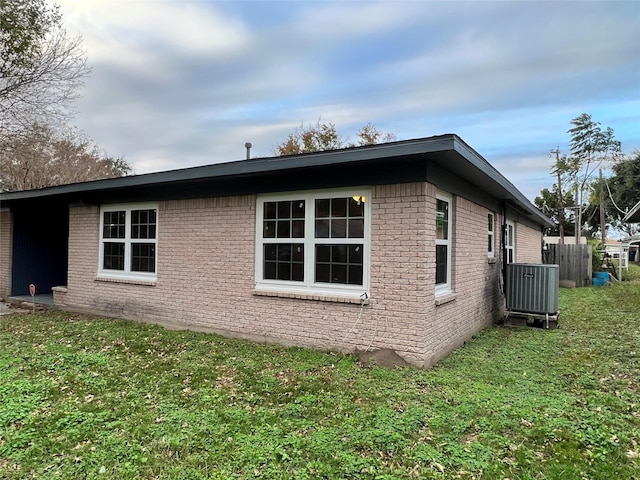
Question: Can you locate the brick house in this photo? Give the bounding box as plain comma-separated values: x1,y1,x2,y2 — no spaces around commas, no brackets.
0,134,551,367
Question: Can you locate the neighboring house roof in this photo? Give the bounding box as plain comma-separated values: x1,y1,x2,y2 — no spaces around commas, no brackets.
0,133,553,227
623,201,640,223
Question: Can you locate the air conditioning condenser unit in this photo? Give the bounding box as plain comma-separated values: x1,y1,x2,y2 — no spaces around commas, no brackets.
505,263,559,328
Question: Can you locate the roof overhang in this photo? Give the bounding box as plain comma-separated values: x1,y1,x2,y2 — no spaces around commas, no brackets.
0,134,553,227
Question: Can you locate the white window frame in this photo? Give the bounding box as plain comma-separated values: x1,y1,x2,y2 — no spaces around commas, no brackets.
488,212,495,258
435,191,452,296
98,203,159,281
505,220,515,264
255,188,371,298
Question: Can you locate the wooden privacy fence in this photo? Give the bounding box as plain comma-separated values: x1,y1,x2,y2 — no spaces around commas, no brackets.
543,244,592,287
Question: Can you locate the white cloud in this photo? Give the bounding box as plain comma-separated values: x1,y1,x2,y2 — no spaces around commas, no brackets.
57,0,250,78
47,0,639,203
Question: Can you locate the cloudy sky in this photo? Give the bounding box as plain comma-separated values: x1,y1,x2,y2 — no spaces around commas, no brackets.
54,0,639,202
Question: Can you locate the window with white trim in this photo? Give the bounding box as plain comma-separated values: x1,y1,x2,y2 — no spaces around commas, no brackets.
505,220,515,264
256,189,370,296
99,204,158,280
435,192,452,295
488,212,495,257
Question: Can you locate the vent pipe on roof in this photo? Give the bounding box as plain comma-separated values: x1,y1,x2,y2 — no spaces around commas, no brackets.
245,142,252,160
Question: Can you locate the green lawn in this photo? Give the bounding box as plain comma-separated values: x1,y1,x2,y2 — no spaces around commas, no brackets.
1,266,639,479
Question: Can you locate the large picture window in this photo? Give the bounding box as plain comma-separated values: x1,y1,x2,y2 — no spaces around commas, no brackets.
256,190,370,296
99,204,158,281
435,192,452,295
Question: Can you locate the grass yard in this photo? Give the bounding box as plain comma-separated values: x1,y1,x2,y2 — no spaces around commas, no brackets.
1,266,639,479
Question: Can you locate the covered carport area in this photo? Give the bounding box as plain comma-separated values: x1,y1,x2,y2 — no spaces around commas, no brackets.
6,198,68,299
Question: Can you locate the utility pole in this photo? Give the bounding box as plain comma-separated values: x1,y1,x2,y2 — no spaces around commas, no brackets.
575,182,580,245
599,167,606,244
551,149,565,245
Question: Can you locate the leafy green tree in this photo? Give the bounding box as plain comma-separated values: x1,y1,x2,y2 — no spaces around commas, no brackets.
534,185,576,237
274,120,395,156
0,0,89,138
607,152,640,236
562,113,622,240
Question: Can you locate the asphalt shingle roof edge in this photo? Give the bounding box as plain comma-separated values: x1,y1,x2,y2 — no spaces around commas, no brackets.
0,133,553,227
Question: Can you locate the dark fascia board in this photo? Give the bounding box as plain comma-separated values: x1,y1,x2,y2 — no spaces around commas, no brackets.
623,201,640,223
0,133,552,227
0,135,452,200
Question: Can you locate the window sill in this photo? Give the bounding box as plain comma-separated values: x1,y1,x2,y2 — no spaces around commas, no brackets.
95,276,157,287
435,293,457,306
488,257,498,264
253,289,369,305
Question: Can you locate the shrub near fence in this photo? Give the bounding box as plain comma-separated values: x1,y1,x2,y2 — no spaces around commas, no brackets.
543,243,592,287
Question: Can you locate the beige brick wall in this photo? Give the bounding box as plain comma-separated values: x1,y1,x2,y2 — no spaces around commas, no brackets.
60,184,538,367
424,197,504,366
516,222,543,263
0,210,12,299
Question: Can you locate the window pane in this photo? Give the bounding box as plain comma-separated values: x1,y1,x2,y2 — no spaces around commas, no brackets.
292,200,305,218
332,264,347,284
331,219,347,238
264,202,277,219
315,219,329,238
316,245,331,263
315,263,330,283
488,214,494,232
131,243,156,273
349,197,364,217
436,199,449,240
292,244,304,262
264,262,276,279
103,242,124,270
264,244,277,261
277,201,291,219
263,244,303,282
292,263,304,281
332,245,347,263
348,218,364,238
292,220,304,238
277,262,291,281
315,243,363,285
103,211,125,239
436,245,447,284
488,235,493,252
348,265,363,285
263,220,276,238
349,245,363,263
315,199,330,218
131,209,157,239
331,198,347,217
263,201,304,240
277,220,290,238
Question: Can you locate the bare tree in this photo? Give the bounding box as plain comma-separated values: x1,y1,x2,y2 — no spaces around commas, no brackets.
0,0,90,139
0,123,131,192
